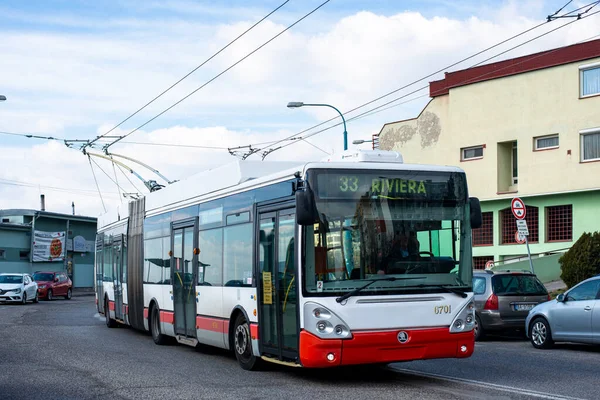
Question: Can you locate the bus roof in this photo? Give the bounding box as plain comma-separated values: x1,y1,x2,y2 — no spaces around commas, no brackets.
97,150,465,229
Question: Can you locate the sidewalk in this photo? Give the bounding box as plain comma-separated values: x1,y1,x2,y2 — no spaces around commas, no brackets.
544,279,567,292
72,287,95,297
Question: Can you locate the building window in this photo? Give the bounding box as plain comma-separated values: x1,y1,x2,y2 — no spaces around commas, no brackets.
501,206,538,244
580,64,600,97
581,129,600,162
534,134,559,150
0,249,5,259
473,212,493,246
473,256,494,270
546,205,573,242
19,251,30,260
512,142,518,185
461,145,483,161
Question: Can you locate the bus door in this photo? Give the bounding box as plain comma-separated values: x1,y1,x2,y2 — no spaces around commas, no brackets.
112,235,124,321
171,219,198,340
257,205,299,361
95,234,104,314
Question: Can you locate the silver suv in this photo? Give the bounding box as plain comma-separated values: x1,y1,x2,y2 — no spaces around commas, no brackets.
473,270,550,340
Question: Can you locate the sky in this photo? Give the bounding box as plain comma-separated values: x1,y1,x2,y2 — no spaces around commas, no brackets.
1,0,599,217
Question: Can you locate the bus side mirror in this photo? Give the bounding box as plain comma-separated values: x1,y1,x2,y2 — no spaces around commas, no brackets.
296,190,318,226
469,197,482,229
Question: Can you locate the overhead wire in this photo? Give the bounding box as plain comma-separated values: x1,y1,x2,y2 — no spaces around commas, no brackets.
83,0,291,151
279,29,600,155
88,155,131,196
116,163,145,195
0,178,119,198
87,156,107,213
262,7,600,157
101,0,332,151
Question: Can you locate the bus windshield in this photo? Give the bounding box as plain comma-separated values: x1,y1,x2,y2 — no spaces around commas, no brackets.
303,169,472,297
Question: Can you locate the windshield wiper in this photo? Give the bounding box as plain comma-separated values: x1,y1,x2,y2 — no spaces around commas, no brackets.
399,284,468,298
335,276,423,303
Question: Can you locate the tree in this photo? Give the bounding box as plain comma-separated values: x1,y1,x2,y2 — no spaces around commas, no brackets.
559,232,600,288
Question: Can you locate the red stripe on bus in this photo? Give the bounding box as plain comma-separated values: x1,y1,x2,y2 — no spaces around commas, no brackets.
143,308,149,319
196,316,225,332
160,311,174,324
108,301,115,311
250,323,259,340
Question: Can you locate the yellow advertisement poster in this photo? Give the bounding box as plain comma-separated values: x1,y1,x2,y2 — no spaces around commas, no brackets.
262,271,273,305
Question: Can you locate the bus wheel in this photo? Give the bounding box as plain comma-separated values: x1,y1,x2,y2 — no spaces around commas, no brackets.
105,299,117,328
151,306,168,345
233,314,261,371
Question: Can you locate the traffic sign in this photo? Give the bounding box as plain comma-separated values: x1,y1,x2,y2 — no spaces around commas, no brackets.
485,260,494,270
516,219,529,236
511,197,526,220
515,231,526,244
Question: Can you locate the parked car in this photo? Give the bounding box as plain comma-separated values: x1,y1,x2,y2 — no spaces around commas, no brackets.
526,275,600,349
473,270,550,340
0,273,39,304
33,271,73,301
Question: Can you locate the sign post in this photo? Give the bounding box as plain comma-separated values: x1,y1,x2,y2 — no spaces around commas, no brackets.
512,197,535,274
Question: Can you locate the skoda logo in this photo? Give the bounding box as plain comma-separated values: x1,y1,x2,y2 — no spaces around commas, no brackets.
397,331,409,344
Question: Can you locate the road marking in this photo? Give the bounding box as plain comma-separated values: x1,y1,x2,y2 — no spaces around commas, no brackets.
390,366,585,400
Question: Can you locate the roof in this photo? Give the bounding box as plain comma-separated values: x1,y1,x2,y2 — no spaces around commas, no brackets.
0,209,96,223
0,222,30,232
430,38,600,97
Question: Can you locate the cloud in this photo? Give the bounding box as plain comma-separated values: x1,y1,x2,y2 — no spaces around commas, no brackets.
2,1,599,218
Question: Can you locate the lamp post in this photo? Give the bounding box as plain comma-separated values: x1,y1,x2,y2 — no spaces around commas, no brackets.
287,101,347,150
0,95,6,102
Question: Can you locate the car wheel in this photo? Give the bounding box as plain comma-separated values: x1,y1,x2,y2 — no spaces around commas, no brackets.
233,314,261,371
474,315,485,341
150,306,168,345
530,317,554,349
33,291,39,303
65,288,72,300
47,289,53,301
105,299,117,328
21,292,27,305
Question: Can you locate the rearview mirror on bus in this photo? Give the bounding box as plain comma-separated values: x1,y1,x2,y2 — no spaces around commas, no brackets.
469,197,482,229
296,189,318,226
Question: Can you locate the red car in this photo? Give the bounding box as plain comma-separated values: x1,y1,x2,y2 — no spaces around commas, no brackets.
33,271,73,300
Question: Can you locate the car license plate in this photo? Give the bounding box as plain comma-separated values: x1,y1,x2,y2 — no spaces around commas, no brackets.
514,304,534,311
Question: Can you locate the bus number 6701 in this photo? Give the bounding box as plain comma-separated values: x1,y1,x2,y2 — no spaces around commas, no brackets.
434,305,451,314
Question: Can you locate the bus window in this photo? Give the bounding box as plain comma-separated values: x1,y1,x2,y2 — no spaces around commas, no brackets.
199,228,223,286
223,223,252,287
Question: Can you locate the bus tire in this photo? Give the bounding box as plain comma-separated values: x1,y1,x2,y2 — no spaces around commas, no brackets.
233,314,261,371
105,298,117,328
150,305,168,345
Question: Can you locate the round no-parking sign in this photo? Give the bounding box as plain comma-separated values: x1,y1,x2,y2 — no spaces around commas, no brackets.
511,197,526,220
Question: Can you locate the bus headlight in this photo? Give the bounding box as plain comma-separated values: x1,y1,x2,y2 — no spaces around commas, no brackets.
304,302,352,339
450,300,475,333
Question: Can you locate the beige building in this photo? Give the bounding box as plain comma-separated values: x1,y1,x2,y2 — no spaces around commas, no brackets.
377,39,600,278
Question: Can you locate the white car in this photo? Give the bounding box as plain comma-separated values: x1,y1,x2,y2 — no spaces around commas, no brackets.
0,273,39,304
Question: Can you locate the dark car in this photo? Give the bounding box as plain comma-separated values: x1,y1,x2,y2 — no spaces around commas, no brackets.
33,271,73,301
473,270,550,340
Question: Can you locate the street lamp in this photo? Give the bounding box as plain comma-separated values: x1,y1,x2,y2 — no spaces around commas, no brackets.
352,139,372,145
0,95,6,102
287,101,348,150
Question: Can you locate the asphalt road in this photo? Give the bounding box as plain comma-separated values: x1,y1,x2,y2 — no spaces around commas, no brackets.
0,297,597,400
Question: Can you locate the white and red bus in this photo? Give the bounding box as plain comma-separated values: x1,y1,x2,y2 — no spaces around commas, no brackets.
95,149,482,370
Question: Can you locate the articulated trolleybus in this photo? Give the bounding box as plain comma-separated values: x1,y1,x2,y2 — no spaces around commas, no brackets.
95,149,482,370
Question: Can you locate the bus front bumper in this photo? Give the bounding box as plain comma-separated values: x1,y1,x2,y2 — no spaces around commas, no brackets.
299,327,474,368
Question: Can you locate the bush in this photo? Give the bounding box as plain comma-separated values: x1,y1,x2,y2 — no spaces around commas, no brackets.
559,231,600,288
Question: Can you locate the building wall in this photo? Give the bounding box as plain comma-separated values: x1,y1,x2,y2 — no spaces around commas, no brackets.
379,57,600,200
473,191,600,261
378,57,600,282
0,215,97,288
